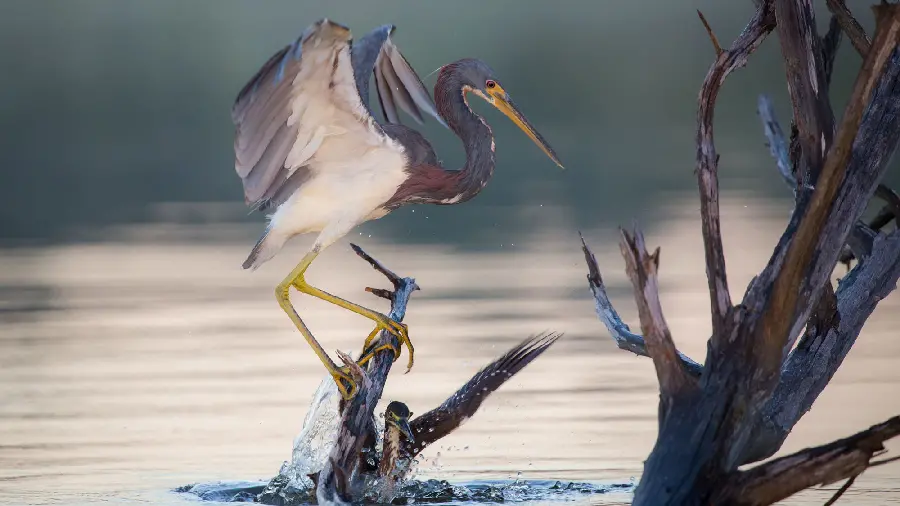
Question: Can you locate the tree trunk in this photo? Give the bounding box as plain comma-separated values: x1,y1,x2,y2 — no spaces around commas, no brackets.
582,1,900,503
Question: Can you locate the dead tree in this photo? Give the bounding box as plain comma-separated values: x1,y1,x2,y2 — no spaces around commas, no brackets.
581,1,900,504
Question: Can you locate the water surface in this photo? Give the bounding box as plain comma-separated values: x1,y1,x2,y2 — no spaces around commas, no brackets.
1,196,899,505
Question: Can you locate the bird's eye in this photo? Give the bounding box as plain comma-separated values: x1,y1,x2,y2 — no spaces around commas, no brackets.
486,80,496,89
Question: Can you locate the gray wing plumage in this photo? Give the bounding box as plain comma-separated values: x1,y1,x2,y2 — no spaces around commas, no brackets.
232,33,308,211
231,21,443,213
352,25,447,128
402,332,561,457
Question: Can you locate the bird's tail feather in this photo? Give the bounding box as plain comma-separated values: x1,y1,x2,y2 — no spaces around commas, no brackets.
242,227,285,270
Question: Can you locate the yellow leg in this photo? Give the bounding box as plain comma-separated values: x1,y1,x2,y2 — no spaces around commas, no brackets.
293,278,415,373
275,249,357,400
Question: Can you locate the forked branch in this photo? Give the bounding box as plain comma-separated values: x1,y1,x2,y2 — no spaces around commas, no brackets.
740,229,900,464
580,234,703,377
618,228,697,399
696,0,776,342
753,4,900,382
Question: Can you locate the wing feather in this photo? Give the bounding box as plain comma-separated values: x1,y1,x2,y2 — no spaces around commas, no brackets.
232,19,398,209
352,27,447,128
402,332,561,457
384,43,445,126
377,48,424,124
374,60,400,124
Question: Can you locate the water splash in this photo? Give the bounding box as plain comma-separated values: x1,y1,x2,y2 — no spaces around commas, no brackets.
176,370,635,504
278,374,343,491
181,478,634,504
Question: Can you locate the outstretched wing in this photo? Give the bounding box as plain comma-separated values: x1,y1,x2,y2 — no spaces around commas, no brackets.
402,332,561,457
231,19,400,211
352,25,446,128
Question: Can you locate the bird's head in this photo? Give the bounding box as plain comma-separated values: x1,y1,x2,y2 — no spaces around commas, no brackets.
384,401,415,443
449,58,563,169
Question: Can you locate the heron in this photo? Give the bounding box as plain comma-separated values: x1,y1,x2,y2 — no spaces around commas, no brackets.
232,19,563,400
297,333,560,499
374,333,560,500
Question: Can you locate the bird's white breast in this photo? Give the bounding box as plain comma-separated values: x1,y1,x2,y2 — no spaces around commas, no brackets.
269,145,407,248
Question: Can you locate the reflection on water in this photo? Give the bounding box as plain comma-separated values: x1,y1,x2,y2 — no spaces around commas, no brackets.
1,194,899,505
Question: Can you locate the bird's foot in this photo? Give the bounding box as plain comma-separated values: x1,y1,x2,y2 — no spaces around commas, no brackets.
330,364,359,400
357,315,414,372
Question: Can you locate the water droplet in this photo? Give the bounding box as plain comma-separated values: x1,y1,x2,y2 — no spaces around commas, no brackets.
428,427,435,433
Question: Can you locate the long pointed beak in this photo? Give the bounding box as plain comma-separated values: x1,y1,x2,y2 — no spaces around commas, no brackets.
487,88,564,169
395,418,415,443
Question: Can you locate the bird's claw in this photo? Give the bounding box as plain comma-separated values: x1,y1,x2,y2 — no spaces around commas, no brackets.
358,315,414,373
331,365,358,400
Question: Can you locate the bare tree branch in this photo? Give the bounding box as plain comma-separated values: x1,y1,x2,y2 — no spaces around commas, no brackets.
618,227,697,400
774,0,836,187
826,0,873,56
757,94,796,189
697,10,724,56
580,234,704,377
823,475,858,506
580,2,900,504
840,197,900,267
697,0,776,344
747,5,900,387
740,229,900,464
822,14,844,87
715,416,900,506
875,183,900,219
316,245,419,505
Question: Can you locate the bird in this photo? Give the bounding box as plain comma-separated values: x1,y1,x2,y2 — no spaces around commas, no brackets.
231,19,564,400
373,332,561,500
297,332,560,498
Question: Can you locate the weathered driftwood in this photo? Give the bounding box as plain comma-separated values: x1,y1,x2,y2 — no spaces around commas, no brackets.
581,234,703,378
582,1,900,503
715,416,900,505
827,0,873,56
759,95,899,266
315,244,419,505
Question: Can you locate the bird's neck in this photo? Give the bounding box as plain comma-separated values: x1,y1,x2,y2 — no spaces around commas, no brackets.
432,63,497,201
377,426,403,501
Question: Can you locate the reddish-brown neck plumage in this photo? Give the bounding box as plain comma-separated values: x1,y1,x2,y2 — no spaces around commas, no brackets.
386,59,497,207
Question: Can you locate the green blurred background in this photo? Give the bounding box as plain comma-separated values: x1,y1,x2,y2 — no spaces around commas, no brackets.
0,0,890,247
